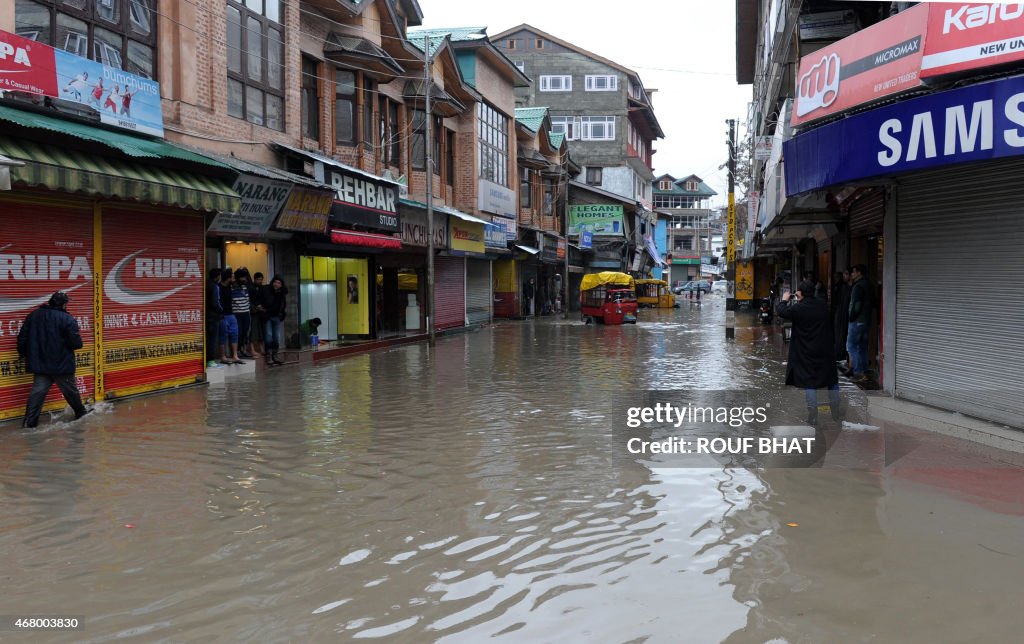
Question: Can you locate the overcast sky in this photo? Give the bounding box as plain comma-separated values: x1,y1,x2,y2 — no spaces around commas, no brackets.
419,0,753,207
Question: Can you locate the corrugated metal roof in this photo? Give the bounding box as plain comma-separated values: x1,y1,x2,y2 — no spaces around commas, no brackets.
549,132,565,148
514,107,547,132
0,104,230,170
408,26,487,43
654,177,718,197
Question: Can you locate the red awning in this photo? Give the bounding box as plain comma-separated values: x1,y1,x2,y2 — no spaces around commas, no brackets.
330,229,402,249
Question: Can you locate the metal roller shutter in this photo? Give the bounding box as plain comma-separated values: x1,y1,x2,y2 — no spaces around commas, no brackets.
895,158,1024,427
849,190,885,236
101,207,205,398
434,256,465,330
0,197,96,420
465,259,491,325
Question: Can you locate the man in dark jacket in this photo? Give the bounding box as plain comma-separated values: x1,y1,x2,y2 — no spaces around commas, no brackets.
831,269,851,365
847,263,874,382
17,292,90,428
206,267,223,363
258,275,287,365
777,281,843,426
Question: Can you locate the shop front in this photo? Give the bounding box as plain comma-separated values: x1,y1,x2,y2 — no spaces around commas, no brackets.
390,201,448,337
448,214,490,327
0,107,239,421
783,72,1024,427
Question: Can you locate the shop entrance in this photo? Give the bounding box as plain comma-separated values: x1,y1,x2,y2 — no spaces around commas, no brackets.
376,266,423,338
299,256,371,345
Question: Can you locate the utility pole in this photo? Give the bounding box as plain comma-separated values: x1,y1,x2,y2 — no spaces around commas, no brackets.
563,172,570,320
725,118,737,340
424,36,436,346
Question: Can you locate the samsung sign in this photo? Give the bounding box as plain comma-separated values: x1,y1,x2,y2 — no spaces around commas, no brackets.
784,74,1024,196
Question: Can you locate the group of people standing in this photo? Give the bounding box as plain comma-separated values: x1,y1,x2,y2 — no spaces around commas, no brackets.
777,264,874,426
205,268,288,367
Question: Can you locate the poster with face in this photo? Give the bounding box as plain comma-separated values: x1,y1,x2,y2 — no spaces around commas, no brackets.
347,275,359,304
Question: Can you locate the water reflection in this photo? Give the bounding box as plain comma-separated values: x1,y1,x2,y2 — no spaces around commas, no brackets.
0,304,1021,641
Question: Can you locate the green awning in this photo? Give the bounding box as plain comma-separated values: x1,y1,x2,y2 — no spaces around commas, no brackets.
0,135,240,213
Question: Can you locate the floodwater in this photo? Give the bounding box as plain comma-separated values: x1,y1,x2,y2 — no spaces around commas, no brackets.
2,297,1024,642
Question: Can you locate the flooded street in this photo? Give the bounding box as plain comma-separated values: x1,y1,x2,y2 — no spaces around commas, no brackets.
3,298,1024,642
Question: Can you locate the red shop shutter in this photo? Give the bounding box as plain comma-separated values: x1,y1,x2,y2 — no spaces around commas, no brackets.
0,197,96,420
101,206,205,398
434,256,465,330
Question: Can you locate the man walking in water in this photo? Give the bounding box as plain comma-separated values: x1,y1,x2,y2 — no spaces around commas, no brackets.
17,292,91,428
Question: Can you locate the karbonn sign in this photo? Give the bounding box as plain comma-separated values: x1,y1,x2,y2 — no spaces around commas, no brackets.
784,74,1024,195
328,168,400,233
922,3,1024,77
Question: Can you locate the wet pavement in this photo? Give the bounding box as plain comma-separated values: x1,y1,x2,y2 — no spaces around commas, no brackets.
2,296,1024,642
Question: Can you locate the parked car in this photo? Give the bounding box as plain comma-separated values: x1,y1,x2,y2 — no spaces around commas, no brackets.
711,280,729,294
680,280,711,294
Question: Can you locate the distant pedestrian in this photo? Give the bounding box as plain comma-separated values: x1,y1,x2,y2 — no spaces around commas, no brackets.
832,269,852,366
232,268,254,359
523,278,535,317
250,272,266,356
847,264,874,382
206,267,223,363
17,292,91,428
219,268,243,365
259,275,287,366
777,281,842,426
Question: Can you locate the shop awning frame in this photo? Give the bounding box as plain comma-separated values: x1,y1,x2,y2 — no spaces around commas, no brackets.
330,229,403,249
515,244,540,255
0,135,240,213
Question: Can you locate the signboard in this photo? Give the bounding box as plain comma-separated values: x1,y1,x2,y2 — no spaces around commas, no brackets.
671,257,700,265
0,29,164,136
492,214,517,241
784,74,1024,196
450,219,485,255
556,238,566,260
568,204,624,236
326,167,400,232
922,3,1024,78
792,4,927,127
208,175,292,235
727,193,736,265
400,208,447,248
101,208,204,397
735,261,754,300
478,179,516,218
274,187,334,233
748,191,760,232
484,221,508,249
754,137,773,161
580,230,593,249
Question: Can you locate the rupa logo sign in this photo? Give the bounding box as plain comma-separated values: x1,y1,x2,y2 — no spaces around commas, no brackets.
0,40,32,67
0,243,91,314
104,249,201,306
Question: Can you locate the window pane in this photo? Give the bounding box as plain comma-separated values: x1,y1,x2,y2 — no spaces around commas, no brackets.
15,0,51,44
62,0,87,10
266,93,282,130
228,78,244,118
246,85,264,125
129,0,152,36
362,82,374,146
267,27,282,89
126,40,153,78
335,70,355,96
266,0,280,23
94,27,123,68
335,98,353,142
245,0,262,12
95,0,119,24
226,6,241,74
57,13,88,57
246,16,262,81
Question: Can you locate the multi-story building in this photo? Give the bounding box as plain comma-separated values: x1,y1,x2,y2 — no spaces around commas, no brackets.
654,174,717,283
492,24,664,274
737,0,1024,428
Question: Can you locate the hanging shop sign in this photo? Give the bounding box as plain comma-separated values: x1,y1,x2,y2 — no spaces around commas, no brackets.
0,29,164,136
100,208,204,397
484,221,508,249
580,230,593,249
274,186,334,233
921,3,1024,78
399,208,447,248
208,175,292,235
449,219,485,255
784,74,1024,196
557,238,566,260
568,204,624,236
326,167,400,232
541,235,559,264
791,4,927,127
478,178,516,218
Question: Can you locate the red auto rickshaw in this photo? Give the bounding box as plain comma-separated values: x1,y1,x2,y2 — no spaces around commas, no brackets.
580,272,638,325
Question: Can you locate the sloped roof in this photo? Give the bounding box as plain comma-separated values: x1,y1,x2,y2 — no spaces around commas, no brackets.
549,131,565,148
654,174,717,197
515,107,548,133
408,26,488,44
